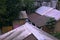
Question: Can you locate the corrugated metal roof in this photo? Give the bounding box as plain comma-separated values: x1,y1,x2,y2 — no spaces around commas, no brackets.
0,22,58,40
36,6,60,20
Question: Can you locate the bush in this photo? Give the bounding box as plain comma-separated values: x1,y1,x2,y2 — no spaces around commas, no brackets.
52,32,60,39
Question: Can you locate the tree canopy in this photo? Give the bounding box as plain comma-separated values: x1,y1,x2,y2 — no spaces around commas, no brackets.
0,0,34,26
0,0,21,26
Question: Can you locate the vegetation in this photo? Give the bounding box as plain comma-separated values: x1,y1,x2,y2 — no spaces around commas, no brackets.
45,18,60,39
46,18,56,33
5,0,21,22
0,0,7,28
0,0,21,27
52,32,60,39
59,0,60,1
0,0,35,27
23,0,35,13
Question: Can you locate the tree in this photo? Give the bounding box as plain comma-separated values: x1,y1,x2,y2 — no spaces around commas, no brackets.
0,0,35,26
0,0,6,15
52,32,60,39
2,0,21,26
6,0,21,19
23,0,35,13
0,0,7,29
46,18,56,33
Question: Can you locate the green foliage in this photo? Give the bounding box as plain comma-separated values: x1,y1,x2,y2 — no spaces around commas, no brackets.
46,18,56,29
23,0,35,13
0,0,6,15
52,32,60,39
0,0,7,27
0,0,21,26
59,0,60,1
0,0,35,26
45,18,56,33
6,0,20,20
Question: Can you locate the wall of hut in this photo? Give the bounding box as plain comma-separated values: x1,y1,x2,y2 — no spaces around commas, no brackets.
13,19,26,29
2,26,13,34
54,20,60,32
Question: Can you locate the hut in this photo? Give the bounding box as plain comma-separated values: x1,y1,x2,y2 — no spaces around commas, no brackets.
28,13,55,33
13,11,28,29
36,6,60,33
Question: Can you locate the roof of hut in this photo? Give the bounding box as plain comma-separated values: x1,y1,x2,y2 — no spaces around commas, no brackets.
0,22,58,40
36,6,60,20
